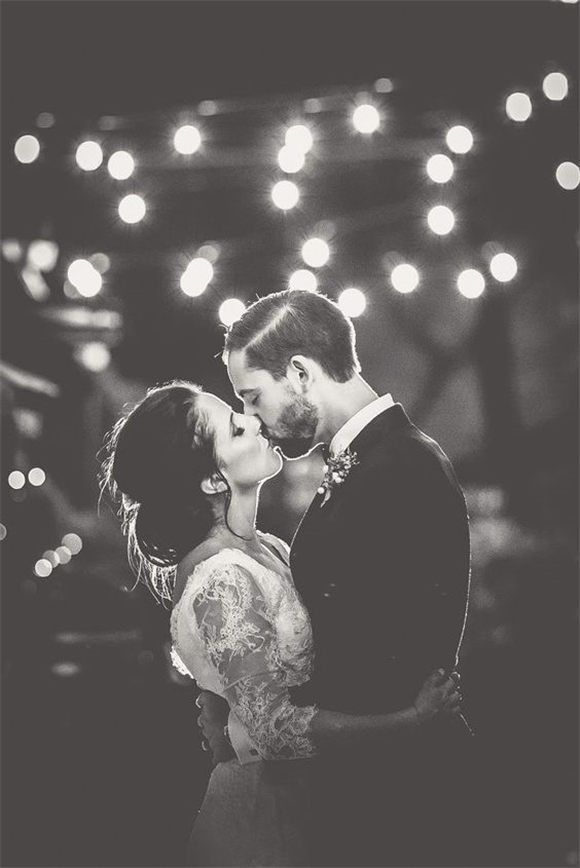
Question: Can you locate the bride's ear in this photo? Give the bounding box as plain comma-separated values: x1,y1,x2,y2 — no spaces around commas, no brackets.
200,472,228,496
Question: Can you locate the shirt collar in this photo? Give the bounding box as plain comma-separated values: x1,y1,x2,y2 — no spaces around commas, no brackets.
329,393,395,458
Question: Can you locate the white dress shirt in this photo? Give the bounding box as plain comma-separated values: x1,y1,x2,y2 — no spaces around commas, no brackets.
329,393,395,458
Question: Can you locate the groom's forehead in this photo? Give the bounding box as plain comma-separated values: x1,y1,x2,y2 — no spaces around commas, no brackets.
227,350,274,390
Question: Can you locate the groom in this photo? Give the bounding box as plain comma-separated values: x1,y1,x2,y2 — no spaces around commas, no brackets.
199,289,472,866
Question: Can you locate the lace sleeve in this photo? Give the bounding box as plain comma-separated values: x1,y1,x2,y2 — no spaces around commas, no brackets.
192,562,318,761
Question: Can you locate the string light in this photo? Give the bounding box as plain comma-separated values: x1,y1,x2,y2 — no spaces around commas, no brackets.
27,240,59,272
390,264,420,294
180,257,214,296
14,135,40,164
374,78,394,93
301,237,330,268
219,298,246,327
426,154,454,183
338,288,366,317
352,104,380,134
28,468,46,487
89,253,111,273
490,253,518,282
67,259,103,296
36,112,55,129
43,551,60,568
271,180,299,210
427,205,455,235
173,125,201,154
289,269,317,292
74,342,111,372
34,559,53,578
505,92,532,122
55,545,72,565
285,125,313,153
75,140,103,171
62,533,83,555
8,471,26,490
457,269,485,299
107,150,135,179
555,161,579,190
277,146,305,174
542,72,569,101
0,524,7,541
446,125,473,154
118,193,146,224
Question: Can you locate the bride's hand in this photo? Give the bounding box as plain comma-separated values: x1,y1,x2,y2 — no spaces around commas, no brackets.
413,668,462,725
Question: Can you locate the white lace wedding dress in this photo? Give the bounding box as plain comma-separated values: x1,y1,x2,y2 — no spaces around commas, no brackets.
170,532,318,867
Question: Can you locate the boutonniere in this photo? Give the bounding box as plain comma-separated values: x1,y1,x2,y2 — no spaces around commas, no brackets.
317,448,360,506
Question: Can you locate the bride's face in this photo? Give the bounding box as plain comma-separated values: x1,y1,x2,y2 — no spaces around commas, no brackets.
197,393,283,489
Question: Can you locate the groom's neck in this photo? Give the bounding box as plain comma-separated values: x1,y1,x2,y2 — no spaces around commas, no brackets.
317,374,378,445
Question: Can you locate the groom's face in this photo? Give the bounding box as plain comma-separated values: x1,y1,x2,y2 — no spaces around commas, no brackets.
227,349,319,459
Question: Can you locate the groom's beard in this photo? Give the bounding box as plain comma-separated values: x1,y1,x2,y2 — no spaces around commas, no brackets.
269,394,318,459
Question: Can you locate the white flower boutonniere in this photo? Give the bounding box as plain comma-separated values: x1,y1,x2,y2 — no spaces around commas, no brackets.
317,448,360,506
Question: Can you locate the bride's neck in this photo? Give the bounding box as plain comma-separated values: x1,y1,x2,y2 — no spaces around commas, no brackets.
209,484,260,544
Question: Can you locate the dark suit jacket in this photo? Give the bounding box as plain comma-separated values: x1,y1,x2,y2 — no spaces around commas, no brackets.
290,404,472,864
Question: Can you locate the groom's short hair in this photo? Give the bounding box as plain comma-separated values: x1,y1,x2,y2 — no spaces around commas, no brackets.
223,290,361,382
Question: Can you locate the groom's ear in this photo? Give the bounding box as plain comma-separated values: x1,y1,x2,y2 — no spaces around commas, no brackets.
287,355,316,389
200,472,228,496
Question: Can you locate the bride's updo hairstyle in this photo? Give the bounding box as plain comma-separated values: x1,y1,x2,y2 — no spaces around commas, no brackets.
99,380,226,605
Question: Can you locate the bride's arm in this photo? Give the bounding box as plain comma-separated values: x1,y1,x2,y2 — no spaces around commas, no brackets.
194,564,461,761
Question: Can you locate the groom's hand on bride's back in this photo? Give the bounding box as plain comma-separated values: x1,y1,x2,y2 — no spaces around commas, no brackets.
196,690,235,766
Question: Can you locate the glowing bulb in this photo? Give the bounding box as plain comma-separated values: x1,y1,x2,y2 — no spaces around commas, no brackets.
490,253,518,282
180,258,214,296
555,162,580,190
27,240,59,272
505,92,532,122
271,180,300,210
446,126,474,154
374,78,394,93
67,259,102,297
219,298,246,327
55,545,72,565
426,154,454,183
390,264,420,294
14,135,40,164
74,342,111,372
0,524,6,541
107,150,135,180
8,471,26,490
338,288,366,317
174,125,201,155
277,146,305,173
301,238,330,268
36,112,55,128
352,104,381,134
43,551,60,567
35,559,53,578
289,269,318,292
62,533,83,555
457,269,485,299
89,253,111,273
75,140,103,171
28,468,46,487
285,125,313,153
118,194,146,224
427,206,455,235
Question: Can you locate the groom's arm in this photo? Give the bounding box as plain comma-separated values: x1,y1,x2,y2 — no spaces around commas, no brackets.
196,691,236,765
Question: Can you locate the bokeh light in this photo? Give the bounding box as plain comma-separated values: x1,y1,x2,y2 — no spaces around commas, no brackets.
374,78,394,93
27,240,59,272
301,237,330,268
219,298,246,327
43,551,60,568
390,264,420,294
62,533,83,555
457,269,486,299
555,162,580,190
427,205,455,235
75,140,103,171
174,125,201,154
289,269,318,292
8,471,26,490
338,288,366,317
426,154,454,183
490,253,518,282
0,524,7,541
542,72,569,101
55,546,72,565
505,92,532,122
271,180,300,210
352,104,381,134
89,253,111,273
28,468,46,487
36,112,55,128
34,559,53,578
1,239,23,262
14,134,40,164
180,257,214,296
107,150,135,180
446,125,474,154
278,146,305,173
74,342,111,372
118,194,146,224
67,259,103,297
285,125,313,153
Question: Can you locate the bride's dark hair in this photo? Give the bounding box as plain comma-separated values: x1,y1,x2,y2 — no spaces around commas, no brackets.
99,380,230,605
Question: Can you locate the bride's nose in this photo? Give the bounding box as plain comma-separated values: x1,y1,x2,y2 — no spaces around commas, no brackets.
246,416,262,437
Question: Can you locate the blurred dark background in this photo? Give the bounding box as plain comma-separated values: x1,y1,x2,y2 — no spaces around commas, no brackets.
1,2,578,866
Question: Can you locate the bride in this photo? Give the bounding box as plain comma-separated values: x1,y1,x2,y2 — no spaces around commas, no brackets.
100,380,462,867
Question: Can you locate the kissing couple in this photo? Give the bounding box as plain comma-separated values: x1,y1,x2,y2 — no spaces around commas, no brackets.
102,289,473,867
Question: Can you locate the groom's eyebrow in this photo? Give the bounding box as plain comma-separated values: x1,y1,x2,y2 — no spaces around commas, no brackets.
238,388,257,398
